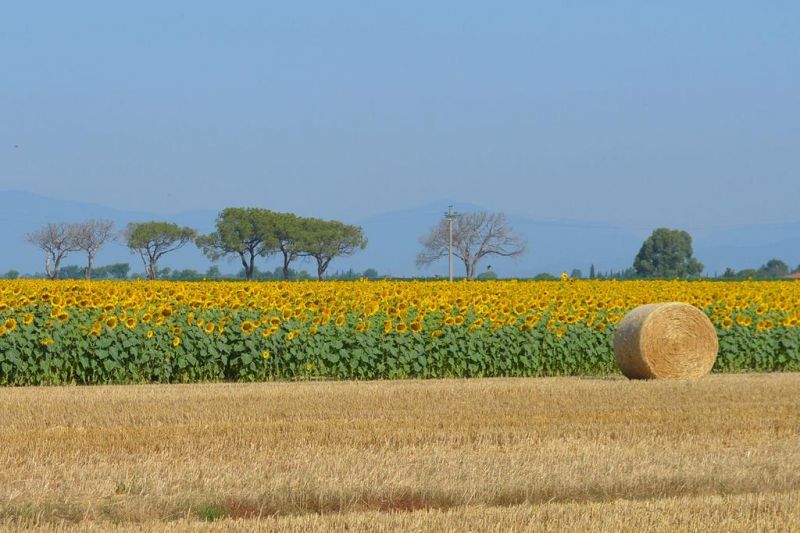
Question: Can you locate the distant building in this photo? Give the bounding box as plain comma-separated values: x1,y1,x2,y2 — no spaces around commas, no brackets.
785,272,800,280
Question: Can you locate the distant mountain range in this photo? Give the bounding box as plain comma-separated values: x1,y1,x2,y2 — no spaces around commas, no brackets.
0,190,797,277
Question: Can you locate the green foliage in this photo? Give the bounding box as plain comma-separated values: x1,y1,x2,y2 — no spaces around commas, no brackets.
196,208,278,281
271,211,308,280
1,305,796,385
634,228,703,279
301,219,367,280
56,263,131,280
124,222,196,280
757,259,790,279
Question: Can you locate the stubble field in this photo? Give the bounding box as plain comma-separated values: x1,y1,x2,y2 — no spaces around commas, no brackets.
1,374,799,531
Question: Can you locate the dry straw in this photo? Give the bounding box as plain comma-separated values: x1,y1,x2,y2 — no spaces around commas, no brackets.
613,302,718,379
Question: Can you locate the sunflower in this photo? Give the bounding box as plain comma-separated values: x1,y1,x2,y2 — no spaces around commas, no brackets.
172,337,181,348
240,321,256,335
22,313,34,325
105,316,118,329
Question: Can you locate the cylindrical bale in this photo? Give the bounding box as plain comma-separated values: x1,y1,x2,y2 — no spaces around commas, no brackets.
613,302,718,379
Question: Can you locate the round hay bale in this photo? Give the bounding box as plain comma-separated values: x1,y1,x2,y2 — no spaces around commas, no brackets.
613,302,718,379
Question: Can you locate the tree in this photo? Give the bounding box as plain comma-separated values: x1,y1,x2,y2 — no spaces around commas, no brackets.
124,222,196,280
3,270,19,280
106,263,130,279
93,263,130,279
26,223,80,279
737,268,757,279
570,269,583,279
589,264,596,279
416,212,527,280
58,265,85,279
205,265,222,279
72,219,115,279
362,268,379,279
301,219,367,280
196,208,277,281
757,258,789,279
633,228,703,279
476,269,498,280
271,212,308,280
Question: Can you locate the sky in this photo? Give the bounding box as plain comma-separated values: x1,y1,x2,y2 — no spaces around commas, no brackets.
1,1,798,231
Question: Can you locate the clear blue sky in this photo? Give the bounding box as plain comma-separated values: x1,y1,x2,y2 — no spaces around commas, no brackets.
2,2,798,230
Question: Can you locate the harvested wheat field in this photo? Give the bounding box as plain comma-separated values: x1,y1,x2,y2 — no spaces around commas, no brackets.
1,375,799,531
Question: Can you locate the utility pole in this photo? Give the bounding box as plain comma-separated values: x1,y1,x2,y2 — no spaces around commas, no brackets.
444,205,457,282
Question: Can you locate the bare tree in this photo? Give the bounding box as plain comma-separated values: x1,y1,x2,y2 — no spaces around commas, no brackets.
416,212,527,279
72,220,115,279
26,223,80,280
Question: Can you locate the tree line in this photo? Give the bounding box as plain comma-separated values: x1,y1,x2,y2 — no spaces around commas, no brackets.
20,208,800,281
417,218,799,280
25,209,367,281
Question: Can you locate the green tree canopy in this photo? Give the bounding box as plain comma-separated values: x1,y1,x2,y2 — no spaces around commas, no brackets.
196,208,277,280
633,228,703,279
124,221,196,280
757,258,789,279
301,219,367,280
270,211,308,280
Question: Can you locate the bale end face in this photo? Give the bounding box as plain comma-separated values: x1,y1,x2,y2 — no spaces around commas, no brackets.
613,302,718,379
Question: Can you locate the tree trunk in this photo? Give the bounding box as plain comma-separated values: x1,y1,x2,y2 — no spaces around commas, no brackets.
85,254,93,280
461,258,472,280
52,255,62,280
240,253,252,280
282,254,291,280
316,256,326,281
148,258,157,280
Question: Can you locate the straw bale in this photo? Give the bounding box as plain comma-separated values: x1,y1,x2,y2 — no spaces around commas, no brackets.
613,302,718,379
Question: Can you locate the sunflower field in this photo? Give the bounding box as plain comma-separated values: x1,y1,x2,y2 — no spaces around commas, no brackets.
0,279,798,385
